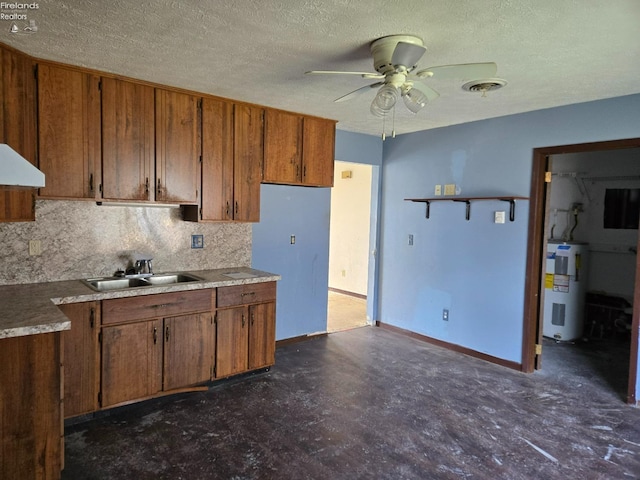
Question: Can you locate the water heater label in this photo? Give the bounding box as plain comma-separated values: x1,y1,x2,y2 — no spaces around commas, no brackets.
552,274,570,293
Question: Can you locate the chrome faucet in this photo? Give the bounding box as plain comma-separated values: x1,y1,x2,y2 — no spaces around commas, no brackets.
134,259,153,276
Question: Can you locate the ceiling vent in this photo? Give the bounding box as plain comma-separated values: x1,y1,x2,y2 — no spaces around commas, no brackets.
462,78,507,95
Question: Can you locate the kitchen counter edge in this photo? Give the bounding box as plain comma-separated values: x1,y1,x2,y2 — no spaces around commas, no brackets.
0,268,281,339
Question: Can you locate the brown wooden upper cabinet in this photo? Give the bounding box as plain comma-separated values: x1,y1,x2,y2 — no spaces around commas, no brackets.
37,63,101,199
0,45,37,222
263,109,335,187
101,78,155,201
155,88,201,204
184,99,263,222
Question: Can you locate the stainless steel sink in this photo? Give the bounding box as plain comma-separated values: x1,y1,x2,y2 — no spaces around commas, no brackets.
142,274,203,286
82,273,203,292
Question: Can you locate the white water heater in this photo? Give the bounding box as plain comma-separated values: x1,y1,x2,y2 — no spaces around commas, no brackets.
543,241,589,342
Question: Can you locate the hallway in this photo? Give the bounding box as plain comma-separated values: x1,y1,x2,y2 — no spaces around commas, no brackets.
327,290,368,332
62,327,640,479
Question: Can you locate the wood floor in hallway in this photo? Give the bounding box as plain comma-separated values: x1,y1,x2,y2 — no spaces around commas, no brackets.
62,327,640,479
327,290,368,332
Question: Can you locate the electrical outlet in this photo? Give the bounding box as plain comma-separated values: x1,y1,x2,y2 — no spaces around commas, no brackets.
494,211,506,224
434,185,442,196
28,240,41,256
408,234,414,246
444,184,456,195
443,309,449,321
191,235,204,249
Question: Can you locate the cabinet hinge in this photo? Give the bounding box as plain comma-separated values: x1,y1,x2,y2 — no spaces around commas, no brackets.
545,172,552,183
535,343,542,355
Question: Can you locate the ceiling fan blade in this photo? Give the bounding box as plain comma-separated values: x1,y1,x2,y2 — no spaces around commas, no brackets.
334,82,383,103
415,62,497,80
306,70,384,79
410,82,440,102
392,41,427,68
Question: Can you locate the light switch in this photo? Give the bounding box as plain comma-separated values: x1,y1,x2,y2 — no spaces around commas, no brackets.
444,184,456,195
434,185,442,196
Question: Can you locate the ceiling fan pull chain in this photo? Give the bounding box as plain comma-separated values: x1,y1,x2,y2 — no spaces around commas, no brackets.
392,104,397,138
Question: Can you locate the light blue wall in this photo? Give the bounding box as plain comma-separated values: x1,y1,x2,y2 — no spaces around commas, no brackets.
379,94,640,382
253,94,640,401
252,184,331,340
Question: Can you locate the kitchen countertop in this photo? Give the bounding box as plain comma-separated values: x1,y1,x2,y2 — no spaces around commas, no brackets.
0,267,280,339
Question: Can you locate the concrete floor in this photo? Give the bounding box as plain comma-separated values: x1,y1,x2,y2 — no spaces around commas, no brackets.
62,328,640,480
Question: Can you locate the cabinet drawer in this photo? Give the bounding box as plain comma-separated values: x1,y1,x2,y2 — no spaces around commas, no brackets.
217,282,276,308
102,289,213,325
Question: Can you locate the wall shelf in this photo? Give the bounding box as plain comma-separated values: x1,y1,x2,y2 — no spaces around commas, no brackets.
405,196,529,221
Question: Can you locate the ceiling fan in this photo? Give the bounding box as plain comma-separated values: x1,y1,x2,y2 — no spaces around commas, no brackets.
306,34,503,118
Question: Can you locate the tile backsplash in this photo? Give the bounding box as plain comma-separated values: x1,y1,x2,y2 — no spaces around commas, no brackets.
0,200,252,285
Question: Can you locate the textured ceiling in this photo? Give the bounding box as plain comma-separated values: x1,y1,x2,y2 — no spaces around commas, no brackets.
2,0,640,136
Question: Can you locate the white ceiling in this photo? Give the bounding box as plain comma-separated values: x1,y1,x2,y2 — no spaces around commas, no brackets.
3,0,640,136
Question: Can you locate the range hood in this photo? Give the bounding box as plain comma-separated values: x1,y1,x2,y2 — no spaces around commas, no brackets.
0,144,45,188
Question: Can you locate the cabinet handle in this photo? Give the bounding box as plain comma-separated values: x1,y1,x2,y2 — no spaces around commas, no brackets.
251,313,255,326
296,164,300,178
157,178,162,197
235,201,239,216
242,314,246,328
145,177,149,195
89,173,94,192
153,327,158,344
241,292,255,299
89,308,95,329
165,325,170,342
303,165,307,179
226,201,230,217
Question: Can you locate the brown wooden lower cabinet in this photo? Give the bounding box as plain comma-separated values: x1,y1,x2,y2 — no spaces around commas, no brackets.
59,301,100,418
215,282,277,379
163,312,215,391
0,332,62,480
58,284,276,416
101,319,163,408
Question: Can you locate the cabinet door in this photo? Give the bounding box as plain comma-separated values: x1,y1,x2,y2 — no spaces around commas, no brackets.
200,97,234,221
59,302,100,418
263,109,302,184
0,46,37,222
163,313,215,390
37,63,101,199
302,117,335,187
233,104,263,222
0,333,62,480
215,307,248,378
101,78,154,201
248,302,276,370
155,89,200,203
101,320,162,407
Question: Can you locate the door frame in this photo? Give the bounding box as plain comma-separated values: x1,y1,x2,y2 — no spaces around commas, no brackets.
522,137,640,405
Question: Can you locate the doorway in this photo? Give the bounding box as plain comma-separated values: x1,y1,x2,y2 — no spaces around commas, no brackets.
327,161,373,333
522,138,640,405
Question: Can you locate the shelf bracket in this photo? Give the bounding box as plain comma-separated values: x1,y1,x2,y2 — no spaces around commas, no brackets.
499,198,517,221
453,199,472,221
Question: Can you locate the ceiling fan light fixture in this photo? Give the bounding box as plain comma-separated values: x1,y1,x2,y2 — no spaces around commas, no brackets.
370,84,399,117
402,86,429,114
